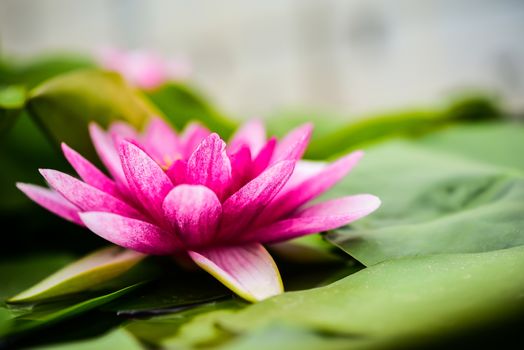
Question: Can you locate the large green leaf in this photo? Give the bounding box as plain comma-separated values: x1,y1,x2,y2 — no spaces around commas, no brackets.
324,124,524,266
9,247,145,303
121,263,357,346
269,234,344,264
146,82,236,137
216,325,353,350
329,175,524,266
125,300,244,347
30,329,143,350
168,246,524,349
26,69,159,160
419,122,524,172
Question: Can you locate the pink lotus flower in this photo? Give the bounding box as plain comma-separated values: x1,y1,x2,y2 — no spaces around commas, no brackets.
97,48,192,89
17,118,380,302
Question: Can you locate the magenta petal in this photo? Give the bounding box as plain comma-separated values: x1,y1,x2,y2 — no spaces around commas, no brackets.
220,160,295,239
61,143,121,198
186,133,232,199
188,243,283,302
119,141,174,222
142,117,181,165
265,151,364,221
80,212,179,255
271,123,313,164
229,120,266,155
108,121,138,139
251,137,276,177
40,169,142,219
180,122,211,158
16,183,82,225
163,185,222,247
250,195,381,244
285,160,327,188
229,145,252,192
166,159,187,185
88,123,127,185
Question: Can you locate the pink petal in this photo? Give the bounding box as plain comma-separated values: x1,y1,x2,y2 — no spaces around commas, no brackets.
108,121,138,139
188,243,283,302
249,195,381,244
271,123,313,164
100,49,167,89
251,137,276,177
98,47,125,71
229,145,252,193
186,133,232,199
162,185,222,247
16,183,82,225
219,160,295,239
229,120,266,155
89,123,127,186
61,143,121,198
80,212,179,255
40,169,142,219
119,141,174,222
141,117,181,165
284,160,327,189
166,159,187,185
125,51,167,89
180,122,211,158
264,151,364,221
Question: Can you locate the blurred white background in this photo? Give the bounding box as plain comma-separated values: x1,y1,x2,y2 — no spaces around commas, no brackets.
1,0,523,118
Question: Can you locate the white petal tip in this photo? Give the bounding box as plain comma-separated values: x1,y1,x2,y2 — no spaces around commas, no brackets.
363,194,382,213
189,244,284,303
15,182,28,190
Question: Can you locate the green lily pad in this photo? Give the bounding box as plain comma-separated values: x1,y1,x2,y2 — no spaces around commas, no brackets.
125,300,244,347
109,258,355,321
269,234,344,264
9,247,145,303
324,124,524,266
29,328,144,350
127,263,358,348
26,69,160,161
168,246,524,349
328,175,524,266
419,122,524,172
217,324,358,350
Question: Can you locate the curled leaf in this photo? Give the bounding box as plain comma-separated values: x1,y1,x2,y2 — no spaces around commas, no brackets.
9,246,144,303
26,69,160,160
